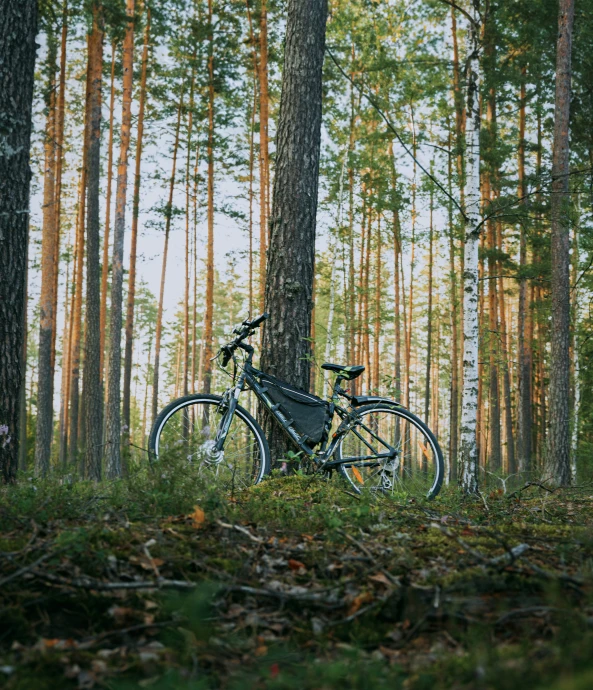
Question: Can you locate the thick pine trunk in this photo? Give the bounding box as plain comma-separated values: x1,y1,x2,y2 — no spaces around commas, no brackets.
459,2,481,493
0,0,37,482
546,0,574,485
82,4,104,481
106,0,135,477
123,7,150,437
34,32,58,476
260,0,329,462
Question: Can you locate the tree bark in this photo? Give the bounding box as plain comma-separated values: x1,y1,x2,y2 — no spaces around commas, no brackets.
0,0,37,483
82,3,104,481
259,0,270,311
152,91,184,420
260,0,329,462
546,0,574,485
106,0,135,478
123,6,150,439
459,1,481,493
34,30,58,476
517,70,532,474
202,0,216,394
100,40,117,382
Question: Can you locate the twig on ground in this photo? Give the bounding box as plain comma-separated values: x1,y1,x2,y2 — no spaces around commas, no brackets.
0,549,64,587
216,520,264,543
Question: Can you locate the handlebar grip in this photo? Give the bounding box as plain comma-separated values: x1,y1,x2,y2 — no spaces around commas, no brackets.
250,312,269,328
221,347,232,367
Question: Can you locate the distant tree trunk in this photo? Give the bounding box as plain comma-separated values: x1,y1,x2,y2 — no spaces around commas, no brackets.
100,40,117,382
447,133,459,482
389,144,402,401
202,0,216,394
82,3,104,481
546,0,574,485
50,3,68,384
34,30,58,476
424,182,434,425
260,0,329,462
459,2,482,493
183,68,196,399
259,0,270,311
152,92,184,420
517,71,532,474
106,0,135,478
405,158,416,409
372,214,382,393
58,240,73,467
0,0,37,483
123,6,150,438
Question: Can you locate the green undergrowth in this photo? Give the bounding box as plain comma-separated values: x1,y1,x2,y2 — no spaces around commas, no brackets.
1,464,592,689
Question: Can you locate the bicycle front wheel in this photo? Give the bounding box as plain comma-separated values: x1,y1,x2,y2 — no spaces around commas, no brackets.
336,403,444,500
149,394,271,489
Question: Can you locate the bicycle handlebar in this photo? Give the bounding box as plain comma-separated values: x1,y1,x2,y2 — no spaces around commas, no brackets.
219,312,269,366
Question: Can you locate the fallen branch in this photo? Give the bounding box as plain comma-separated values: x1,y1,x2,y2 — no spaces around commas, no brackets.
216,520,264,544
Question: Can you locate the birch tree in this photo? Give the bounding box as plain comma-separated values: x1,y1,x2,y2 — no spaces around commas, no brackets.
458,0,482,493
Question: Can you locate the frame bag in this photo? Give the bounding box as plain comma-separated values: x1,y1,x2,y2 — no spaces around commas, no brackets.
259,374,329,447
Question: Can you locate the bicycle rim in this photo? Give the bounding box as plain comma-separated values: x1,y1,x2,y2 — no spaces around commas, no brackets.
154,398,267,489
337,406,443,499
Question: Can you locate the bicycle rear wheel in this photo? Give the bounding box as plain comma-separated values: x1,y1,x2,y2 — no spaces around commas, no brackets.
336,403,444,499
149,394,271,489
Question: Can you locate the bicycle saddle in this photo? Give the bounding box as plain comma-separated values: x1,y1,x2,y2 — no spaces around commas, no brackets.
321,363,365,380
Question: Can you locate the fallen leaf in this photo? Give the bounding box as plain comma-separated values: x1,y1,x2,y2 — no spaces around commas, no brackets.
351,467,365,484
348,591,373,616
288,559,306,572
270,663,280,678
368,571,392,587
189,506,205,527
254,645,268,657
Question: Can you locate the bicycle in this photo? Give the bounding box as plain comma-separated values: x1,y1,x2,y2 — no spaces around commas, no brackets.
149,313,444,499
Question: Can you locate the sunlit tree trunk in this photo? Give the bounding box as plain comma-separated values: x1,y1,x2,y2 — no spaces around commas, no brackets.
546,0,574,485
100,41,116,384
152,91,184,419
202,0,216,394
459,2,482,493
106,0,135,478
34,30,58,476
123,6,150,439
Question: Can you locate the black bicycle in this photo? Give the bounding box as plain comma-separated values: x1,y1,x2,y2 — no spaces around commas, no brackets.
149,313,444,499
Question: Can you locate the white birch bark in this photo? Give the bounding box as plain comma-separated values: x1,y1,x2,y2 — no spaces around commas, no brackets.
459,2,482,493
570,212,580,482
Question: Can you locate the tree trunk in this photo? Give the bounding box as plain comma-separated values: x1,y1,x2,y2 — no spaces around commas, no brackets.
546,0,574,485
0,0,37,483
259,0,270,311
82,3,104,481
123,7,150,438
183,67,196,400
106,0,135,478
34,30,58,476
459,2,481,493
202,0,216,394
260,0,329,462
447,133,459,482
100,40,117,382
152,91,184,420
517,71,532,474
424,182,434,425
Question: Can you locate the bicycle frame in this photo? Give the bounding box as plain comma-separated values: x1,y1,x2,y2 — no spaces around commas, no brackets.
213,342,398,471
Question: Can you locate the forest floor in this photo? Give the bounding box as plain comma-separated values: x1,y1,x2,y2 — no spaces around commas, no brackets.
1,462,593,690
